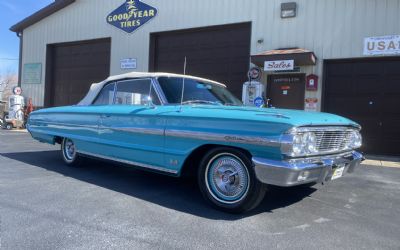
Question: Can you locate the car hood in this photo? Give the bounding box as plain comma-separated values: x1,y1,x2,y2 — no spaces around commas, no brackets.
181,105,360,129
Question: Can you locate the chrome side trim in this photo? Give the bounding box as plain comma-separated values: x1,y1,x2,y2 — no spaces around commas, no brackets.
110,127,164,136
77,150,178,174
33,121,99,129
165,129,280,147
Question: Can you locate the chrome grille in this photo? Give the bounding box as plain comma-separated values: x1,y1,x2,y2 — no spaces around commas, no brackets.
314,129,352,153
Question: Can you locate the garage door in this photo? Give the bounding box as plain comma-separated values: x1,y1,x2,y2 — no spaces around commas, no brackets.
149,23,251,98
46,38,111,107
324,57,400,155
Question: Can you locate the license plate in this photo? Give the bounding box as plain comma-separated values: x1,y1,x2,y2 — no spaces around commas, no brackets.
331,165,345,180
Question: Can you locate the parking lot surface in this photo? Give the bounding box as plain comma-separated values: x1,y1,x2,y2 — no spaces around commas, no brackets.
1,131,400,249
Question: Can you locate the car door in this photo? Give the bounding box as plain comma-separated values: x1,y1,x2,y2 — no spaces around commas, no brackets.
96,78,171,173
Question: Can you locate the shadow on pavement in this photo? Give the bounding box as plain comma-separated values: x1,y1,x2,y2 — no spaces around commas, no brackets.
1,150,317,220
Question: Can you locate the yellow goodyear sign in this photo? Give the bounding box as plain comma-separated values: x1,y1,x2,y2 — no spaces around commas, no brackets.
106,0,157,33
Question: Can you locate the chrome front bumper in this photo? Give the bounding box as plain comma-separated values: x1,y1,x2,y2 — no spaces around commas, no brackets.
253,151,364,187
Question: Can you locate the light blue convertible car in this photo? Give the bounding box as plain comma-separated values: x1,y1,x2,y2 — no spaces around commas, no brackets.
27,72,363,213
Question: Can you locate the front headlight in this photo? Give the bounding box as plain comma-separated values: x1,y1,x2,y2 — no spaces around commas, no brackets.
348,130,362,149
285,131,318,157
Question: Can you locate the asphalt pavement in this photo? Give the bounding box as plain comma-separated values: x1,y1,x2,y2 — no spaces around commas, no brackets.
0,130,399,250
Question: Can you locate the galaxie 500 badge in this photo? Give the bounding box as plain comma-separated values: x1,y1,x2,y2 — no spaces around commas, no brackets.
107,0,157,33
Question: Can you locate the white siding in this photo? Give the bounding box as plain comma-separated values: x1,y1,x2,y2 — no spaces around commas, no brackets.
21,0,400,107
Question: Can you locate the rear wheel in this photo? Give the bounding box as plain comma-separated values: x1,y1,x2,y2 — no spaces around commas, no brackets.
198,147,267,213
61,138,84,166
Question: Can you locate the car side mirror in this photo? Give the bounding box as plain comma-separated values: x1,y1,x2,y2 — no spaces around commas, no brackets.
143,96,156,109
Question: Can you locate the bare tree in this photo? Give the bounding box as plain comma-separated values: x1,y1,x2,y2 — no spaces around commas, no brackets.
0,70,18,103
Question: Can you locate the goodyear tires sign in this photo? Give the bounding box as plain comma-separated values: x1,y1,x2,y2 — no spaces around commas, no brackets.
107,0,157,33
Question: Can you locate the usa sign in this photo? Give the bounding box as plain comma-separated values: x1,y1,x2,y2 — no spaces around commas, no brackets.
107,0,157,33
364,35,400,56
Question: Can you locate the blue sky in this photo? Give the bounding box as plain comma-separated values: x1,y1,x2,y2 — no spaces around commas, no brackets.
0,0,52,74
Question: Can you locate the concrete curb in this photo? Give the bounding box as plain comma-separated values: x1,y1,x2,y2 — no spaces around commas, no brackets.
362,155,400,169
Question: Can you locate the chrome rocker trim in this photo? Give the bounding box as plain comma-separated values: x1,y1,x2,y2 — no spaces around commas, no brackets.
76,150,178,175
252,151,363,187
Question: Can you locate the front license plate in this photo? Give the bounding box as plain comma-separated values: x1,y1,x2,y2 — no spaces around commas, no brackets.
331,165,345,180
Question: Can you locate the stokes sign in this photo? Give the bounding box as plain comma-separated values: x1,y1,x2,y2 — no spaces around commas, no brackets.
107,0,157,33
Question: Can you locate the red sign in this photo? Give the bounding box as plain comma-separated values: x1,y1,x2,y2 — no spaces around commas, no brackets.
306,74,318,91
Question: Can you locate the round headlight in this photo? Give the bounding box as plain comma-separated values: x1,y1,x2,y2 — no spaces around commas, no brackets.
348,131,362,148
291,132,318,156
304,132,317,153
292,134,303,155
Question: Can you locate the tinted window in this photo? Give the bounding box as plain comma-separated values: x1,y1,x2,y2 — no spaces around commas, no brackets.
115,79,160,105
93,83,115,105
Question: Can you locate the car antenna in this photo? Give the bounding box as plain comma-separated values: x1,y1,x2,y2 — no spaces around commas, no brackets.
179,56,187,112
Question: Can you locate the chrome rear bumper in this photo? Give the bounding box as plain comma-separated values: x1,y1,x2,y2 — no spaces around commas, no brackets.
253,151,363,187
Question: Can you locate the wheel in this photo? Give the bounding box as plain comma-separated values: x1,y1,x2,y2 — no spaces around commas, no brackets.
198,147,267,213
61,138,84,166
6,123,13,130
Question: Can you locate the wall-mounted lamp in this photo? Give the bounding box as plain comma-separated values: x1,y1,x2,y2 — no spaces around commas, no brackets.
257,38,264,44
281,2,297,18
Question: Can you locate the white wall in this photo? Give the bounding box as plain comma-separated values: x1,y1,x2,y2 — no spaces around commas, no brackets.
21,0,400,107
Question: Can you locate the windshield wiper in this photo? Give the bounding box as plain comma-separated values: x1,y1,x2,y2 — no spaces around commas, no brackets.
181,100,222,105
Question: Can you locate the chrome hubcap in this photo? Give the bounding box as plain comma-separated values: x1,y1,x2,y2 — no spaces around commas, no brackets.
64,139,76,160
206,154,250,204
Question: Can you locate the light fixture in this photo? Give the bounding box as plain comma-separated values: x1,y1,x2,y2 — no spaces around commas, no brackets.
281,2,297,18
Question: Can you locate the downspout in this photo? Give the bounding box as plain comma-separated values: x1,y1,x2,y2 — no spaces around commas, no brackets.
17,31,23,87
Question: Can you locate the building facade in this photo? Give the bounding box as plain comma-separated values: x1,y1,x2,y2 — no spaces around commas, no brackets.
11,0,400,155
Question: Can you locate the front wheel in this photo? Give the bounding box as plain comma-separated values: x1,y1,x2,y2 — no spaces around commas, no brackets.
61,138,84,167
5,123,13,130
198,147,267,213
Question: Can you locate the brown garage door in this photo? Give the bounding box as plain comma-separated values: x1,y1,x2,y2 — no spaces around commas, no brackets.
323,57,400,155
45,38,111,107
149,23,251,98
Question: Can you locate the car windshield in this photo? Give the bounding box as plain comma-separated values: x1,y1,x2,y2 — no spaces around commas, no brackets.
157,77,243,106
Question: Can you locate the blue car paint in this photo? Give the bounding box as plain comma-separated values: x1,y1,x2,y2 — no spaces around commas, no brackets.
27,103,360,176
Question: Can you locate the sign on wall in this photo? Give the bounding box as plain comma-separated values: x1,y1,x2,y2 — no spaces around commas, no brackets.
120,58,137,69
264,60,294,72
23,63,42,84
107,0,157,34
364,35,400,56
305,98,318,112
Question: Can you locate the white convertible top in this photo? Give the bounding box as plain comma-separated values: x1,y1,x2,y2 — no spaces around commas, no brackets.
78,72,226,106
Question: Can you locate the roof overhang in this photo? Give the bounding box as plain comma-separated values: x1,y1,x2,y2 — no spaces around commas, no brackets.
10,0,76,33
251,48,317,68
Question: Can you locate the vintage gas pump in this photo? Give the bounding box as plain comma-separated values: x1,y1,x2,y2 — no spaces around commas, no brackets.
4,86,25,130
242,67,265,107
